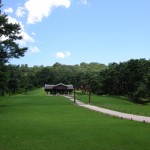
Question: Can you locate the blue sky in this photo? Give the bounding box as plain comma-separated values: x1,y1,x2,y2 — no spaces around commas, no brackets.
2,0,150,66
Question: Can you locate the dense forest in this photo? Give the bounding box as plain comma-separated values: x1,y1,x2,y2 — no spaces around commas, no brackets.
1,59,150,103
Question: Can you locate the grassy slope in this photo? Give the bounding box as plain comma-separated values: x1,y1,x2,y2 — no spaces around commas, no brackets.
0,90,150,150
76,93,150,116
19,88,47,96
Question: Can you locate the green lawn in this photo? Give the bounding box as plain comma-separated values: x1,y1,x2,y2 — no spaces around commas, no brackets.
0,90,150,150
76,93,150,116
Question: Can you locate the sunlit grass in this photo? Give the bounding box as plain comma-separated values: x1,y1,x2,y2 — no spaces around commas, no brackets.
0,90,150,150
18,88,47,96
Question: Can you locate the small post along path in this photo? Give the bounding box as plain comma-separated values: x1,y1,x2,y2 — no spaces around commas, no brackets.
64,95,150,124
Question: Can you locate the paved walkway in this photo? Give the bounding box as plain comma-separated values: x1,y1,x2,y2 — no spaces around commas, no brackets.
64,95,150,123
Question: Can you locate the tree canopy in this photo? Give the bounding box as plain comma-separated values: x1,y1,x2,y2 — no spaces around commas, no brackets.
2,59,150,103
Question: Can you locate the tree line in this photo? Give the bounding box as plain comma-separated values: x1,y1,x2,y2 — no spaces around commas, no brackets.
98,59,150,102
0,62,106,95
1,59,150,102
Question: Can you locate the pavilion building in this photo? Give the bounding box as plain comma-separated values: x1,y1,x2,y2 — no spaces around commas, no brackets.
44,83,74,95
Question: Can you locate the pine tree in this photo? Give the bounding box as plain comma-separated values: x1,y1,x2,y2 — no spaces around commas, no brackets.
0,6,28,95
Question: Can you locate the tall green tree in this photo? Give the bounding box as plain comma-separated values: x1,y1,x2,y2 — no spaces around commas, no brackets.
0,11,27,95
0,14,27,63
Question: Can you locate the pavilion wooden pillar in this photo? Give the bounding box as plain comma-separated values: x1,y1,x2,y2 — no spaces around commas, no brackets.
73,87,76,103
89,91,91,103
88,86,91,103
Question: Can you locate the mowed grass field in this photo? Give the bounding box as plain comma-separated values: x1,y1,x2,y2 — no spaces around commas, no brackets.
0,89,150,150
76,93,150,116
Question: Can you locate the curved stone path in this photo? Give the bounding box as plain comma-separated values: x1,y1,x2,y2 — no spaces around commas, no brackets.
64,95,150,123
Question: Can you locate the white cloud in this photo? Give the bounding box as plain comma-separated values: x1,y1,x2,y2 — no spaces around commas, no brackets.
56,52,65,58
30,46,40,53
25,0,71,24
16,7,26,17
56,51,71,59
4,7,13,13
7,16,18,24
21,31,34,43
6,16,34,46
